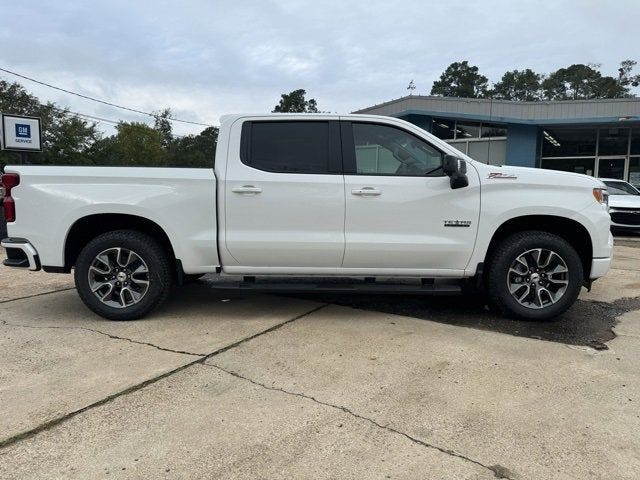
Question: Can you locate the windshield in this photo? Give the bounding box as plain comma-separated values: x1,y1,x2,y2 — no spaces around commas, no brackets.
603,181,640,196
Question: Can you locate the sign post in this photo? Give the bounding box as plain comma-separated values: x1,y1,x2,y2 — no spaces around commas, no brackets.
0,114,43,164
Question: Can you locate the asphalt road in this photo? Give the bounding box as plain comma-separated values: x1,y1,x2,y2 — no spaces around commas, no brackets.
0,244,639,479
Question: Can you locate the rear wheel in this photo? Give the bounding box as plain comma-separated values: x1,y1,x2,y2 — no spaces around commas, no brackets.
75,230,172,320
487,231,583,320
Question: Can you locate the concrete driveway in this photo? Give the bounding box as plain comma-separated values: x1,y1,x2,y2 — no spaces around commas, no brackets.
0,245,639,479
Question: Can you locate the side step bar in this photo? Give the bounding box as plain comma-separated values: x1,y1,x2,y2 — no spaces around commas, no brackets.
205,280,462,296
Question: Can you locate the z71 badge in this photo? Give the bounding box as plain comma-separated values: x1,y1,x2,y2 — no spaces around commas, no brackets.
444,220,472,227
488,172,517,179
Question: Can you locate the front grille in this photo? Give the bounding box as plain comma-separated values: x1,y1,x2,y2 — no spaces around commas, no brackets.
611,210,640,226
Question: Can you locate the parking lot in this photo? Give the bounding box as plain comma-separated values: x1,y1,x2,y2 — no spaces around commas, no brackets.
1,243,639,479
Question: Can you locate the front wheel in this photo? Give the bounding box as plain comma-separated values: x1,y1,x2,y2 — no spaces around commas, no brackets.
74,230,172,320
486,231,583,321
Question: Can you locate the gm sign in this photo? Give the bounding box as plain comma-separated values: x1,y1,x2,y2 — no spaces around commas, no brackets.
15,124,31,139
1,114,42,151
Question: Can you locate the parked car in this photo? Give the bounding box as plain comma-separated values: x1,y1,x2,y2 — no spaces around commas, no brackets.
600,178,640,232
2,114,612,321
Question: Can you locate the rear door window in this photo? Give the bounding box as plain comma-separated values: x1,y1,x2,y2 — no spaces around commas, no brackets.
242,121,337,174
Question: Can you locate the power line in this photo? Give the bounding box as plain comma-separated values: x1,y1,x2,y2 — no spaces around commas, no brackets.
41,104,190,138
68,112,189,139
0,66,215,127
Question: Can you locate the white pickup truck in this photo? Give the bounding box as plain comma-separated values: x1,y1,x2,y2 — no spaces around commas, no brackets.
1,114,613,321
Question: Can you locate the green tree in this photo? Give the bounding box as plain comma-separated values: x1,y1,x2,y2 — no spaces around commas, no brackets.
492,69,542,101
0,79,219,168
430,61,489,98
617,60,640,92
110,122,168,166
0,80,99,166
272,89,319,113
168,126,218,167
541,63,629,100
153,108,174,148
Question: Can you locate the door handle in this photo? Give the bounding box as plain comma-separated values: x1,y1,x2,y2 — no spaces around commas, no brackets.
351,187,381,196
232,185,262,194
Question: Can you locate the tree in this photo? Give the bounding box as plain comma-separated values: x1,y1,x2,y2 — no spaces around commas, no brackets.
541,63,629,100
110,122,168,166
272,89,319,113
617,60,640,92
168,126,218,167
153,108,174,148
492,69,542,101
430,61,489,98
0,79,218,168
0,80,100,166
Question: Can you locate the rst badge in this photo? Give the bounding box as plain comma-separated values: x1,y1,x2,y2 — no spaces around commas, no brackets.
488,172,517,179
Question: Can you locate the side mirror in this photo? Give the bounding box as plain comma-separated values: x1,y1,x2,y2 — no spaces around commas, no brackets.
443,155,469,189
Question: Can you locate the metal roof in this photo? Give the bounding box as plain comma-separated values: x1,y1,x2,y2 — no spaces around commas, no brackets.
354,95,640,125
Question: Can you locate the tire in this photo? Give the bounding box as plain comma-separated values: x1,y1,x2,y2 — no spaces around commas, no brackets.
487,231,583,321
74,230,172,320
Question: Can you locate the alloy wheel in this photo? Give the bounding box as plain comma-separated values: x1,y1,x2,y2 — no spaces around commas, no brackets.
88,247,150,309
506,248,569,309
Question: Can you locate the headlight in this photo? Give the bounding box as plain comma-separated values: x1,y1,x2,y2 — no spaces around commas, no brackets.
593,188,609,208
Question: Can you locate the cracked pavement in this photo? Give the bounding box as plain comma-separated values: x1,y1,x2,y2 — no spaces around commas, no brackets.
0,244,639,479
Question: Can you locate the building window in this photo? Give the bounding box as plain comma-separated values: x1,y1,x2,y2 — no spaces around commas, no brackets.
542,128,597,157
431,118,507,141
448,141,467,155
598,128,629,156
598,157,626,179
631,128,640,155
629,157,640,187
456,122,480,139
481,123,507,138
431,119,455,140
468,139,507,166
429,118,507,165
541,157,595,176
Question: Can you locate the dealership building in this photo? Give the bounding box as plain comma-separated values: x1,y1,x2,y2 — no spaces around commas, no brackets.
356,96,640,183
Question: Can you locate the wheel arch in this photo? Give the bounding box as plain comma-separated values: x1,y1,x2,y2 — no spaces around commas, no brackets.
63,213,177,273
484,215,593,281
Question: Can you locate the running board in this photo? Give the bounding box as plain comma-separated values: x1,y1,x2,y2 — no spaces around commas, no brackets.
205,280,462,296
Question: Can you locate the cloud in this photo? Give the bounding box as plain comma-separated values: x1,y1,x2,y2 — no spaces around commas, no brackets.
1,0,638,135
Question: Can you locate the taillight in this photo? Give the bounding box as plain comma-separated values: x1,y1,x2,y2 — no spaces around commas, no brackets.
1,173,20,223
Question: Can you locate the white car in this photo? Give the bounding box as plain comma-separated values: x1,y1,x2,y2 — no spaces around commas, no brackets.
2,114,613,321
600,178,640,231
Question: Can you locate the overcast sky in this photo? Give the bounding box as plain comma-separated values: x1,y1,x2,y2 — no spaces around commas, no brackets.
1,0,639,136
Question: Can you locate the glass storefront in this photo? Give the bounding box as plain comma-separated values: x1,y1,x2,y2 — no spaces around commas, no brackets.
542,128,597,157
415,116,640,178
431,117,508,166
541,126,640,180
598,157,626,179
456,122,480,139
629,157,640,187
631,128,640,155
598,128,629,156
541,157,595,176
431,119,455,140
